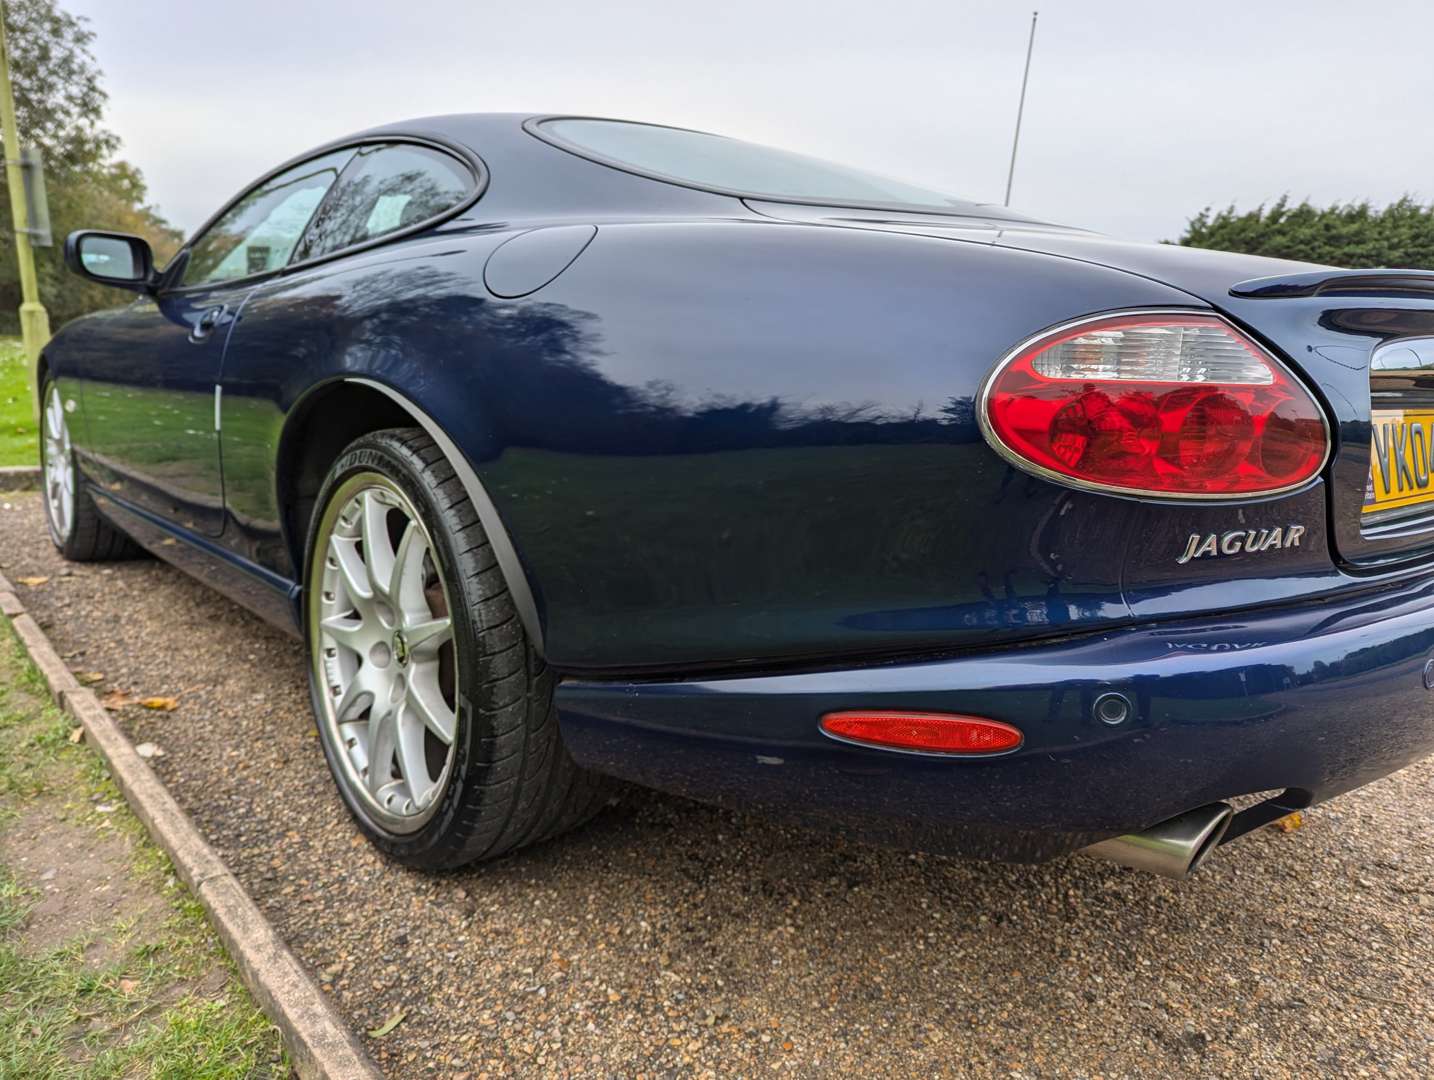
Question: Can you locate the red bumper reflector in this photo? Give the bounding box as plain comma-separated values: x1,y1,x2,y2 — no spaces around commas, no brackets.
819,711,1023,755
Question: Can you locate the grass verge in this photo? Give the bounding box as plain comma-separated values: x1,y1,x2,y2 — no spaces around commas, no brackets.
0,622,288,1078
0,336,35,469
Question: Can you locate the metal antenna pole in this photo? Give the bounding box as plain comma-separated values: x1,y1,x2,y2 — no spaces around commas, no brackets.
1004,10,1039,207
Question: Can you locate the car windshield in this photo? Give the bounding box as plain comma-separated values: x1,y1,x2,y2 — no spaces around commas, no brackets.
536,118,993,214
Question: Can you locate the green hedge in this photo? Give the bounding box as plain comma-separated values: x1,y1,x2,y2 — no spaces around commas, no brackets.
1176,196,1434,269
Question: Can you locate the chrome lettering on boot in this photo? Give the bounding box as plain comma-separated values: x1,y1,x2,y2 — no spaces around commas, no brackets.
1176,524,1305,565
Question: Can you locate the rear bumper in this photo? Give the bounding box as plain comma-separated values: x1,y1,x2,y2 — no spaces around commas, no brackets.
556,574,1434,862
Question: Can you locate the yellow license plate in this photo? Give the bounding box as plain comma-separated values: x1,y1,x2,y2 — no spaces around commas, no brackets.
1367,410,1434,513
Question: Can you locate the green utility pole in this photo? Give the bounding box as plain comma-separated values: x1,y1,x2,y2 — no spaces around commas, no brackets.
0,0,50,408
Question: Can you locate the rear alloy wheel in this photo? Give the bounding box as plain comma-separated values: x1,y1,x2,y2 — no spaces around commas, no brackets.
312,473,459,831
39,379,142,561
305,428,610,868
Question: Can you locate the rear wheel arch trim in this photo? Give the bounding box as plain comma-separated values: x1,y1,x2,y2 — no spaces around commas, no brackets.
329,377,545,656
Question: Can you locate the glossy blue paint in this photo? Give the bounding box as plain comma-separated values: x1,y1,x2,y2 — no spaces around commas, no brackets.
61,288,240,536
41,112,1434,861
558,572,1434,859
483,224,598,298
91,486,299,628
981,227,1434,573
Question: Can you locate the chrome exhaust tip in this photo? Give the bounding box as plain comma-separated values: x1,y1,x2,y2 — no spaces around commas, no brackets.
1080,802,1234,879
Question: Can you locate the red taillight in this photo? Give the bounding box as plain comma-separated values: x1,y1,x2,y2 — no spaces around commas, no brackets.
820,711,1022,755
979,312,1329,497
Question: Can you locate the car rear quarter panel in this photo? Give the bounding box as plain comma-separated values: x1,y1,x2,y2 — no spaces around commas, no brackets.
227,219,1195,671
412,219,1212,672
65,215,1353,676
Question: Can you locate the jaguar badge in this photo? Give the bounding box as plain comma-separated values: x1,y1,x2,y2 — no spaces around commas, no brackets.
1176,525,1305,565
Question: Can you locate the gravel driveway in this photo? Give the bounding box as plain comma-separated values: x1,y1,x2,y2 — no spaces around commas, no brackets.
2,492,1433,1078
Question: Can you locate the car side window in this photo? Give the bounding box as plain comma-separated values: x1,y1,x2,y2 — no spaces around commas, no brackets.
294,143,473,261
179,149,354,287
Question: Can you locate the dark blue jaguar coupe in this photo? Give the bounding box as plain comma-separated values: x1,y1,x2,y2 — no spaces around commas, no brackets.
41,113,1434,877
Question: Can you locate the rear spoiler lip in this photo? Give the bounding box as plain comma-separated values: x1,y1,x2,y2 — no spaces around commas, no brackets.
1231,268,1434,300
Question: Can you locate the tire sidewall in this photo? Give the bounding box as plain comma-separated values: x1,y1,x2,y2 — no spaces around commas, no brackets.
302,433,483,863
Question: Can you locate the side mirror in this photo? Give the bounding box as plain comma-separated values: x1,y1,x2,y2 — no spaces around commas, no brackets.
64,230,157,292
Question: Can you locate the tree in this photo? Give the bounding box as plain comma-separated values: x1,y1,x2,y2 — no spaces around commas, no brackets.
0,0,182,332
1176,196,1434,269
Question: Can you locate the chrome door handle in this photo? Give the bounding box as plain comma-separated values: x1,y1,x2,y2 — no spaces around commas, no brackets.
190,305,226,343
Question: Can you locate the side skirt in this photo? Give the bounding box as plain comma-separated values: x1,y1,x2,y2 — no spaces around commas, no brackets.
91,486,303,636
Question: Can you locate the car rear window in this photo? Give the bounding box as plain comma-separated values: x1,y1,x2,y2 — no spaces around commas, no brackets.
535,117,984,214
296,143,475,261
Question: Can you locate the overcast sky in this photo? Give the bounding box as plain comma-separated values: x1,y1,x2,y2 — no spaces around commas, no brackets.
63,0,1434,242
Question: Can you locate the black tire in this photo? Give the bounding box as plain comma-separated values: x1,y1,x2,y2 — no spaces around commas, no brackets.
304,427,611,869
39,376,144,562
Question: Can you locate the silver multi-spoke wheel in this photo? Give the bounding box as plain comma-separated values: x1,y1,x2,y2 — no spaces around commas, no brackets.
306,429,609,868
310,473,459,834
37,378,139,562
42,384,75,543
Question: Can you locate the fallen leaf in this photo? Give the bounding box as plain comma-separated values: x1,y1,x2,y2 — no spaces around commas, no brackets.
15,575,48,587
118,978,138,995
100,690,135,711
138,696,179,712
134,742,165,759
367,1008,406,1038
68,727,84,744
1271,811,1304,833
76,671,105,685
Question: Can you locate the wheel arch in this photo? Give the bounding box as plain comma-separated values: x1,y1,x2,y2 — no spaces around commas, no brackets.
277,377,545,655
